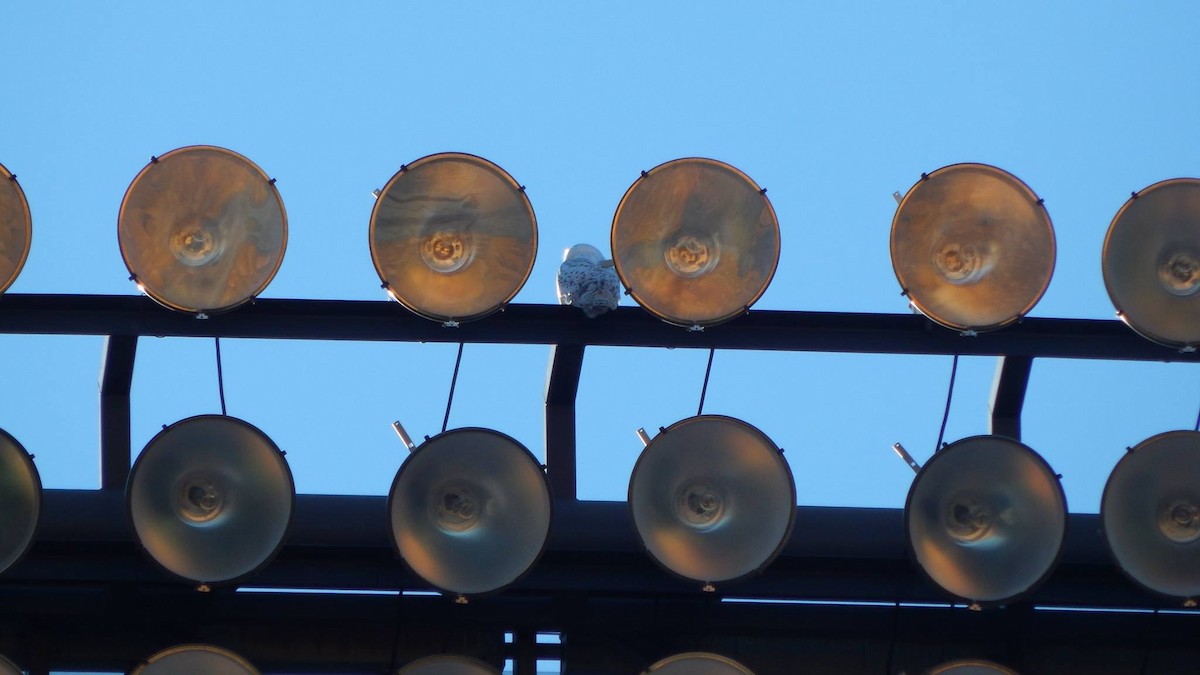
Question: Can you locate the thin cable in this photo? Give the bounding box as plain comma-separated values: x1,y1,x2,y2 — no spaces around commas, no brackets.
442,343,465,433
214,337,227,416
883,601,900,675
697,348,716,416
1138,608,1158,674
387,592,403,675
934,354,959,452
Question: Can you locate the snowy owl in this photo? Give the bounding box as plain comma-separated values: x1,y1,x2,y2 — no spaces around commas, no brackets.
556,243,621,318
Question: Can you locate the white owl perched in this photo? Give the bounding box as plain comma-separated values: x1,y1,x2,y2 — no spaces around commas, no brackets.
556,243,621,318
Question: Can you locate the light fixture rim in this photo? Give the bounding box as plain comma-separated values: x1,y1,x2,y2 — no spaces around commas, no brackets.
117,144,288,315
926,658,1020,674
890,161,1056,333
385,426,554,598
1101,176,1200,349
125,413,296,587
0,652,22,675
642,650,756,675
610,156,781,328
0,426,41,578
368,151,538,324
397,653,503,675
903,433,1068,607
626,414,797,587
1100,428,1200,602
0,161,33,296
131,642,260,675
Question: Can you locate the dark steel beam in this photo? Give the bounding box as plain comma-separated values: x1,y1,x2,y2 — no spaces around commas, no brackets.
98,335,137,490
544,344,585,500
0,587,1194,673
0,294,1196,361
4,490,1179,611
989,355,1033,440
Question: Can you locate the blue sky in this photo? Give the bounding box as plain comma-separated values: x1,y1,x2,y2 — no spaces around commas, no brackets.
2,1,1199,518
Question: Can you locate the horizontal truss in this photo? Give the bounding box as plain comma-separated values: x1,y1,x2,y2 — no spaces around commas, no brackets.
0,294,1196,673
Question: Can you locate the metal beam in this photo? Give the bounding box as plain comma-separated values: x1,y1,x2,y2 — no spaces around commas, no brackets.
98,334,137,490
0,294,1196,361
544,344,585,500
0,587,1194,673
989,355,1033,440
3,490,1180,610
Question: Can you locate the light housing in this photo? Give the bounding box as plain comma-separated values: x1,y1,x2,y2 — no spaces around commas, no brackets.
906,435,1066,606
127,415,294,586
1102,430,1200,602
628,416,795,588
387,428,552,597
369,153,537,324
1102,178,1200,348
398,655,501,675
131,644,259,675
611,158,780,328
118,145,287,314
0,162,32,295
642,652,755,675
0,427,40,577
891,163,1055,332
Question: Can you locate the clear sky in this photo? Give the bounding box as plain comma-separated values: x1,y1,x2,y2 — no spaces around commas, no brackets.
3,1,1200,518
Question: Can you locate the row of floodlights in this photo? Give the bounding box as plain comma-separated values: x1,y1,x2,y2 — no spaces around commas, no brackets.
2,150,1200,343
1,416,1199,607
0,644,1019,675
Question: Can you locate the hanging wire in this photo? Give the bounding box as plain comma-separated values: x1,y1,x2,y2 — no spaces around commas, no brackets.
883,601,901,675
697,348,716,416
442,343,465,433
1138,607,1158,675
386,592,404,675
934,354,960,453
214,337,228,416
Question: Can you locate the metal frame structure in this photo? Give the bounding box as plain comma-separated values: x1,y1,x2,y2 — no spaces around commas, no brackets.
0,294,1197,674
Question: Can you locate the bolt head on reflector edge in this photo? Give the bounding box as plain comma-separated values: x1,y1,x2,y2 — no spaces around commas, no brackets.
370,153,537,324
628,415,796,587
905,435,1066,606
891,163,1055,332
388,427,552,597
127,415,294,586
118,145,287,314
611,158,780,328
